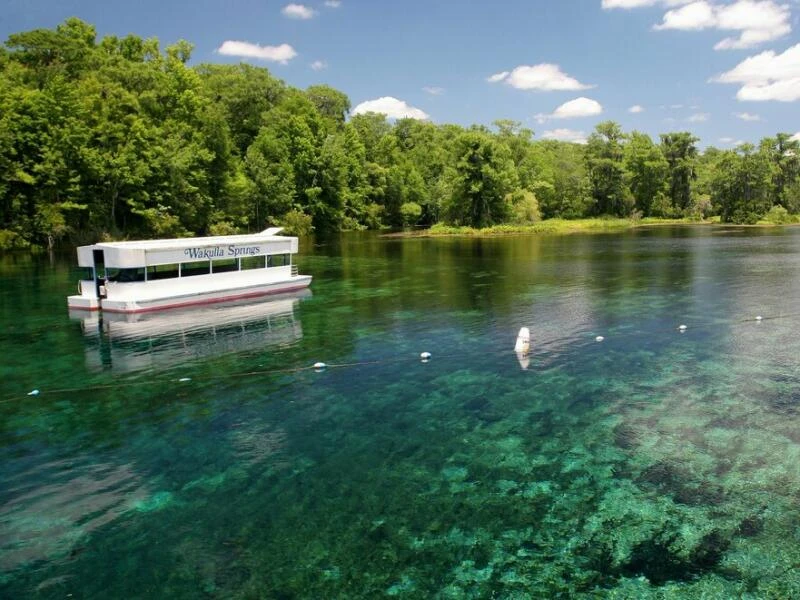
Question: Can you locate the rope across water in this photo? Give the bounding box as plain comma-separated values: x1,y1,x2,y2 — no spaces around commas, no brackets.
4,311,798,404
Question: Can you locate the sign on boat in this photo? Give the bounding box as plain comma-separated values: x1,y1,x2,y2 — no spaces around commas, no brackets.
67,228,312,313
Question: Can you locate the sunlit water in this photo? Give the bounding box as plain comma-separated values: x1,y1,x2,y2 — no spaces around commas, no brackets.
3,226,800,598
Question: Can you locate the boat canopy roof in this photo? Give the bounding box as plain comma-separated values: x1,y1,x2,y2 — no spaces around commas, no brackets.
77,228,298,268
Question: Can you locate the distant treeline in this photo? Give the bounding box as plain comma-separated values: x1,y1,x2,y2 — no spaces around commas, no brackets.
1,18,799,249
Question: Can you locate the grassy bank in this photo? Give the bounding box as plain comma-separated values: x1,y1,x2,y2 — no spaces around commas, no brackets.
395,217,707,237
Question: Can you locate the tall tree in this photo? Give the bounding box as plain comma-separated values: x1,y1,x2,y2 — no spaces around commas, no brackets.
586,121,629,216
305,84,350,132
711,144,772,224
195,63,285,156
760,133,800,211
445,131,518,228
624,131,668,216
660,132,698,213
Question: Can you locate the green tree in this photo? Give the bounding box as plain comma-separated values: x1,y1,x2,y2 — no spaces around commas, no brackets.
445,132,518,227
711,144,772,224
245,128,296,227
349,112,392,158
660,132,698,213
586,121,629,216
305,84,350,131
525,140,589,219
624,131,669,216
196,63,285,156
760,133,800,210
5,17,97,83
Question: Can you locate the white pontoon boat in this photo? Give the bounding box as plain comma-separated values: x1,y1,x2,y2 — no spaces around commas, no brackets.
67,228,312,313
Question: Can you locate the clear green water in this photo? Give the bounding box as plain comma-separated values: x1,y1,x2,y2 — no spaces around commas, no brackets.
3,226,800,598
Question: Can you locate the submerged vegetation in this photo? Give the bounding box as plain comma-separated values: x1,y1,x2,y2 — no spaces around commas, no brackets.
1,18,799,250
5,228,800,597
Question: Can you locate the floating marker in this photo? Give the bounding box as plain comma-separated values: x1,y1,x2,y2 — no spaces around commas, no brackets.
313,362,327,371
756,315,763,321
27,389,40,396
420,351,432,362
595,336,604,342
514,327,531,355
678,324,687,332
178,377,192,382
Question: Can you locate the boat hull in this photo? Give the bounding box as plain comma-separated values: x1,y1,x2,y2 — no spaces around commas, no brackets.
68,276,311,314
66,295,101,311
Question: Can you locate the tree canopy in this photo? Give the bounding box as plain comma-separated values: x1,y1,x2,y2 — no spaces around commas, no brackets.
1,19,798,249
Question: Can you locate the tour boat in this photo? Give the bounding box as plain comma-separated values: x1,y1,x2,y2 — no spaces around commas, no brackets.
67,228,312,313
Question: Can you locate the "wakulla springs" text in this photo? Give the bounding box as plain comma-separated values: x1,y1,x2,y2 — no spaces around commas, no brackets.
184,245,261,259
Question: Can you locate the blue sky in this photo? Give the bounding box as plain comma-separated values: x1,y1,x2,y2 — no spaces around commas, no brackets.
2,0,798,146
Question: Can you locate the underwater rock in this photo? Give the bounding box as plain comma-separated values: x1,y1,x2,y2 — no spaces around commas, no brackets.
619,530,730,585
736,515,764,538
635,460,725,506
612,422,641,450
691,530,730,570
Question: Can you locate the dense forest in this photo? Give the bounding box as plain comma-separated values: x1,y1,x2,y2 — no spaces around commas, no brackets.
1,18,799,249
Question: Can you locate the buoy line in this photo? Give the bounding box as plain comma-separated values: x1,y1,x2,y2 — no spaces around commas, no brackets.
0,356,422,403
4,310,800,403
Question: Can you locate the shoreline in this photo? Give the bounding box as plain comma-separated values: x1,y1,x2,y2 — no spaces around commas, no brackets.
382,217,799,238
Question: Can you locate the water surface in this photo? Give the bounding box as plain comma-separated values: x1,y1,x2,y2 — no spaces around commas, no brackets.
3,226,800,598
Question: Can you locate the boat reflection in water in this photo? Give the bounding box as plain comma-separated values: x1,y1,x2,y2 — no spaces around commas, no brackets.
70,290,310,373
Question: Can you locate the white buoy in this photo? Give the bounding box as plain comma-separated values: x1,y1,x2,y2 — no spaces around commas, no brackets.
514,327,530,355
178,377,191,382
313,362,327,371
27,389,40,396
678,324,687,332
756,315,763,322
420,351,431,362
595,336,604,342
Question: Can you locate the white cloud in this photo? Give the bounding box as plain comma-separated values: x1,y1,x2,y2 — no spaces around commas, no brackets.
536,97,603,122
351,97,429,120
422,86,445,95
310,60,327,71
734,111,761,120
654,1,717,30
719,136,735,143
553,97,603,118
791,132,800,142
487,71,510,83
712,43,800,102
653,1,791,50
688,112,709,122
541,129,588,144
217,41,297,64
714,1,791,49
488,64,593,91
628,104,645,113
737,79,800,101
602,0,692,8
324,0,341,6
282,3,316,19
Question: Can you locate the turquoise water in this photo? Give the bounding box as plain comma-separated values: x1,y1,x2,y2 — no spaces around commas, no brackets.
3,226,800,598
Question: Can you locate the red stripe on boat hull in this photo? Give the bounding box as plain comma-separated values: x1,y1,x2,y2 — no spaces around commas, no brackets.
100,283,311,314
